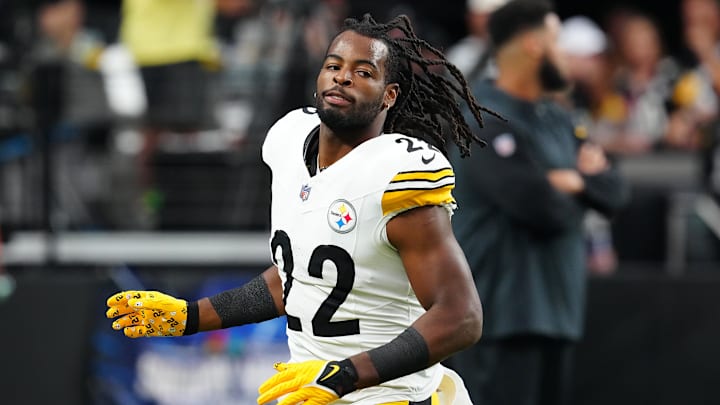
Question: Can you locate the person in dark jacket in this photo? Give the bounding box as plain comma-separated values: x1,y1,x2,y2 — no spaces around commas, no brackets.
445,1,630,405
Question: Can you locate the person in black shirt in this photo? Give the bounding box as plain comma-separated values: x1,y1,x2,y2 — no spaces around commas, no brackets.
445,1,629,404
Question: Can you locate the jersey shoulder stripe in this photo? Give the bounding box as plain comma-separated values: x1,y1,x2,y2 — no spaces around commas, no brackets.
382,167,456,216
389,167,455,185
381,185,455,216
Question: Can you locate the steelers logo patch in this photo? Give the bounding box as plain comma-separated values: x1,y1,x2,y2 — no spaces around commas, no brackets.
327,199,357,233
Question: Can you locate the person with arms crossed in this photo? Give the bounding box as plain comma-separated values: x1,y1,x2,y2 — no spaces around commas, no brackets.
106,13,493,405
445,1,629,405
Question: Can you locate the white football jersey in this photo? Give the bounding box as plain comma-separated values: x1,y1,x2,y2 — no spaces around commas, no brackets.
263,108,457,404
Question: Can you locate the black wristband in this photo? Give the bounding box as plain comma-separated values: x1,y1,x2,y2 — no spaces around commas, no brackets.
183,300,199,336
317,359,358,397
367,327,430,383
208,275,280,328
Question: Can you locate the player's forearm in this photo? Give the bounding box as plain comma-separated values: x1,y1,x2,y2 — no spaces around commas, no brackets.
348,309,483,391
344,327,429,391
407,256,484,365
195,297,222,332
413,295,483,364
194,269,284,332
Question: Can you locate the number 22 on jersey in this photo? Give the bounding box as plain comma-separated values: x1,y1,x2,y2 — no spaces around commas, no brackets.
271,230,360,337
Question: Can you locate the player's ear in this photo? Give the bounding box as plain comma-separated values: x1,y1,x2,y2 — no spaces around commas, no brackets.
384,83,399,109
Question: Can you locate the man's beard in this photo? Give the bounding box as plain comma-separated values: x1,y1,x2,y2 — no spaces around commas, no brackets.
539,55,569,92
315,91,384,136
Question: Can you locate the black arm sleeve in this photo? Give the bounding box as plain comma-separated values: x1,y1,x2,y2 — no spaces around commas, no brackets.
208,274,280,328
184,301,199,335
366,327,430,383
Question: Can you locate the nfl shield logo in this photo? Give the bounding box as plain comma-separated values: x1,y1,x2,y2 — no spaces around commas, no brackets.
299,184,311,201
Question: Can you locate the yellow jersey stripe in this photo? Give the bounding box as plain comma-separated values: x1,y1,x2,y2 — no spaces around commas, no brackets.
390,168,454,184
382,184,455,216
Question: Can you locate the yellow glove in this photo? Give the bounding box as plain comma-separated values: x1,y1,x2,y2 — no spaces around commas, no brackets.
106,290,188,338
257,360,358,405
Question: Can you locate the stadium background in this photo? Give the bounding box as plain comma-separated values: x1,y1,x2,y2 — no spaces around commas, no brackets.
1,0,719,404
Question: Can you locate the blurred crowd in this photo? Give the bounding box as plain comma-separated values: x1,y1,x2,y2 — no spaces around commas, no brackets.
555,0,720,272
0,0,719,271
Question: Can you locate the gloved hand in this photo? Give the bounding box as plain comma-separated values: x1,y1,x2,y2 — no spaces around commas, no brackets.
106,290,188,338
257,360,358,405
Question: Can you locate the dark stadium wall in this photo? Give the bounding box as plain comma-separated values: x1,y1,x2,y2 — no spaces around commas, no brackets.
1,271,720,405
0,272,101,405
574,276,720,405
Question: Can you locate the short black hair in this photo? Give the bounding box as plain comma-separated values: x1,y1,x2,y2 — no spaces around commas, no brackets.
488,0,555,50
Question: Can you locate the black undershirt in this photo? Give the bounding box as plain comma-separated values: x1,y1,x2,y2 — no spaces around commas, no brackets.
303,125,321,176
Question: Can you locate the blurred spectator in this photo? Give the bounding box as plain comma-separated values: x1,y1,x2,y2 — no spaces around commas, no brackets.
445,0,509,82
558,16,624,274
445,1,629,404
38,0,86,53
601,8,720,266
682,0,720,101
606,10,672,154
604,9,711,154
680,0,720,261
681,0,720,197
558,16,624,141
33,0,119,230
275,0,349,118
31,0,224,229
35,0,110,123
214,0,298,144
667,0,720,151
120,0,219,188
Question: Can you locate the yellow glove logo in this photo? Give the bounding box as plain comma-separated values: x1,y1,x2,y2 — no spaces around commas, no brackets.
319,364,341,382
106,290,188,338
257,360,357,405
257,361,341,405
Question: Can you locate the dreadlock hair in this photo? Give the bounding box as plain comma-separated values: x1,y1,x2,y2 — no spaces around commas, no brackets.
339,14,501,157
